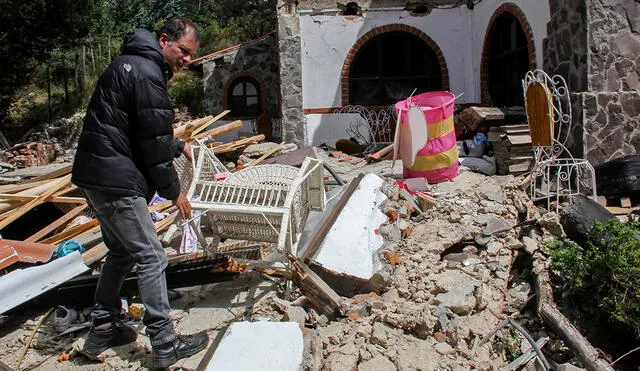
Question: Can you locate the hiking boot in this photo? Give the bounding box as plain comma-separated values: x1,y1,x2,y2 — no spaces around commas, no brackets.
152,331,209,369
81,320,138,358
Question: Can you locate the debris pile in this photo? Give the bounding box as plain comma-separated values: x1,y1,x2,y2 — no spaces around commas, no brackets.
0,112,620,370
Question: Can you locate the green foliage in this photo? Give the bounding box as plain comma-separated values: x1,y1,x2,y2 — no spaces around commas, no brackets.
549,219,640,335
168,70,205,116
1,0,277,140
494,327,521,361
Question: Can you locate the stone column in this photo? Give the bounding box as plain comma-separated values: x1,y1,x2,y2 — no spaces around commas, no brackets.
582,0,640,164
543,0,640,165
277,0,305,147
543,0,589,158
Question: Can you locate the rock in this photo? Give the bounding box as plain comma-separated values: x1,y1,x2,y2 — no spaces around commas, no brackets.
484,216,514,235
434,342,456,355
556,364,585,371
475,235,491,246
486,241,503,255
507,282,531,312
284,306,307,327
434,287,477,315
322,352,358,371
442,252,480,265
433,274,479,315
522,236,538,254
537,212,565,237
394,339,436,371
358,355,397,371
319,323,346,346
370,322,389,347
242,142,283,157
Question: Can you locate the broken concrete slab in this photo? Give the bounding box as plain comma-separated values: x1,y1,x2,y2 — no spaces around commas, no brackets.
305,173,390,296
204,321,304,371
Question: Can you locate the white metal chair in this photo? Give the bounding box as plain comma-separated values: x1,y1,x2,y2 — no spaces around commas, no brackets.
186,144,325,256
522,69,597,212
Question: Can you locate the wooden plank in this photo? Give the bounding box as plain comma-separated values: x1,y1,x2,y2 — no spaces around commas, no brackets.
536,269,614,371
210,134,266,153
289,254,342,319
244,141,286,168
173,115,214,140
0,194,85,203
21,164,73,184
40,219,100,245
0,179,53,194
193,120,243,140
25,203,88,243
0,175,72,230
190,110,230,137
148,199,173,213
366,143,394,162
81,211,179,266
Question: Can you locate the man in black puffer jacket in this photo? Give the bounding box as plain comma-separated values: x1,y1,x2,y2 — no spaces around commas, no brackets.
72,17,208,368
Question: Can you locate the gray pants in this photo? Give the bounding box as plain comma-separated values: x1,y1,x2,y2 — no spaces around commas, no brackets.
82,189,176,346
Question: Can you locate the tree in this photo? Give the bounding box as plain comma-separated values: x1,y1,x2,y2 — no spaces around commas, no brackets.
0,0,99,135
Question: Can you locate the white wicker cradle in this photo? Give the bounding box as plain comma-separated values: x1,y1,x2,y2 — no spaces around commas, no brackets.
185,145,325,256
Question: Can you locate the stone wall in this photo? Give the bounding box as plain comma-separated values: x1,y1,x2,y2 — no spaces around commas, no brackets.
277,0,305,146
584,0,640,164
202,34,280,119
543,0,588,92
544,0,639,165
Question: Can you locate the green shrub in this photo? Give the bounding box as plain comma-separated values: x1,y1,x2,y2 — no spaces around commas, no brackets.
549,219,640,335
168,70,204,117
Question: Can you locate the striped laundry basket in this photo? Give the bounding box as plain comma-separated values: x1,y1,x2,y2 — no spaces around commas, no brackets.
395,91,458,183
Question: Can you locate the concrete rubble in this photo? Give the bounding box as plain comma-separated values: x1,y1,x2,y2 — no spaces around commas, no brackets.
0,148,582,371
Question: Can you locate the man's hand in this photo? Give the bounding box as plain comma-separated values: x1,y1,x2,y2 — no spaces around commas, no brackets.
182,141,193,162
173,193,192,220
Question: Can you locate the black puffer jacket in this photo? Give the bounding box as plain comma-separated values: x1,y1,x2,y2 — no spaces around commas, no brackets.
72,29,184,202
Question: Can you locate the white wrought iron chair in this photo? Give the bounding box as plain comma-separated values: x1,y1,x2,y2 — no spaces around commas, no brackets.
522,69,597,212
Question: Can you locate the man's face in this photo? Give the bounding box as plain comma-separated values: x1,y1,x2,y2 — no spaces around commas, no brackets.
159,28,199,73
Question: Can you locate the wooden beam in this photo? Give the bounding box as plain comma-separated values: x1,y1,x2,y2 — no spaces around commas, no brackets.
25,203,88,243
288,254,343,319
40,219,100,245
173,115,213,140
193,119,243,140
190,110,230,137
148,199,173,213
81,211,179,266
0,175,72,230
0,194,85,203
210,134,265,154
21,164,73,184
244,141,286,169
536,269,614,371
0,179,53,194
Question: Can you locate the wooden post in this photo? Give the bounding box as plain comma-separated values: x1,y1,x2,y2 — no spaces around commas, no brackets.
288,254,343,319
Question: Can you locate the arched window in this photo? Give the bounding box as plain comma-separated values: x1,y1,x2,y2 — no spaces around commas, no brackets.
349,31,442,106
487,12,530,107
227,77,261,116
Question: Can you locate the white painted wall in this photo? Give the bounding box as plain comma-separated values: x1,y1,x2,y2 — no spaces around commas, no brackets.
471,0,551,92
298,1,551,147
300,8,474,107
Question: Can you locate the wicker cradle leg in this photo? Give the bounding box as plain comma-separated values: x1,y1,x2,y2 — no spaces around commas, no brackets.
204,211,222,255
